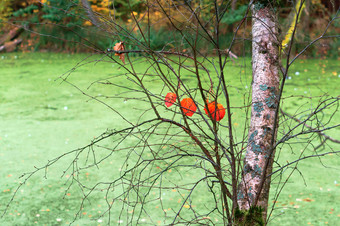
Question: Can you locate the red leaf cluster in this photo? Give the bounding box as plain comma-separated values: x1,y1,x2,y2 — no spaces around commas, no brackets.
164,93,225,121
204,101,225,121
113,42,125,64
164,92,177,107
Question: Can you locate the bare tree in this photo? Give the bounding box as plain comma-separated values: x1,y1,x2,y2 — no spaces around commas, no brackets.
2,0,340,225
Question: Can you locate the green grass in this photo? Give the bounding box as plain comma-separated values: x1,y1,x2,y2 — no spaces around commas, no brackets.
0,52,339,225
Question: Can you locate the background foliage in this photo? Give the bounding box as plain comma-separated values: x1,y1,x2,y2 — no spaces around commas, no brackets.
0,0,338,57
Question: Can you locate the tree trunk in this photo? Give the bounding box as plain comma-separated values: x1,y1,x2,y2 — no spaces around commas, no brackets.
236,4,280,224
0,39,22,52
0,27,23,46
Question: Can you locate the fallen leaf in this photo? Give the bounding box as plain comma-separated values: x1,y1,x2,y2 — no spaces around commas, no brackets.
302,198,314,202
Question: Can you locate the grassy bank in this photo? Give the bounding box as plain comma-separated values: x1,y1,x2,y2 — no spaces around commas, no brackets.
0,52,339,225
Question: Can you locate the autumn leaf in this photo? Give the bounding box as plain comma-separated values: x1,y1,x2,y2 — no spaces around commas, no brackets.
113,42,124,55
180,98,197,117
113,42,125,64
164,92,177,107
204,101,226,121
302,198,314,202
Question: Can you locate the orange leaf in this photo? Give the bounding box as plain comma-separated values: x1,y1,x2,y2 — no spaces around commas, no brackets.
180,98,197,117
302,198,314,202
164,92,177,107
204,102,225,121
113,42,125,64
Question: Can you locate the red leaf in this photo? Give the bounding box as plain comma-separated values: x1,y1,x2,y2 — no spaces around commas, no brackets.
204,101,225,121
180,98,197,117
113,42,125,64
165,92,177,107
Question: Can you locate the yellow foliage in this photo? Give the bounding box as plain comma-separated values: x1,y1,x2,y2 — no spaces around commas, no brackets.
91,5,98,11
88,0,111,16
84,20,93,26
101,0,110,8
0,0,12,24
281,0,305,51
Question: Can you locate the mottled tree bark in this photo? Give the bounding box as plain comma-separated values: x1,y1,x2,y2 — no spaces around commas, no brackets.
237,4,280,223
